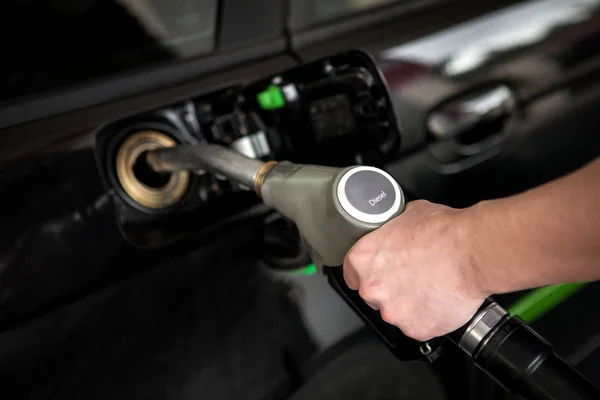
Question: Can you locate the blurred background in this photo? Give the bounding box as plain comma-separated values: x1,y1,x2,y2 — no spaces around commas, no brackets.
1,1,600,399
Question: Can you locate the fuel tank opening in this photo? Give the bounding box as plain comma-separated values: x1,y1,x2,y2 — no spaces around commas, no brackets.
115,131,190,209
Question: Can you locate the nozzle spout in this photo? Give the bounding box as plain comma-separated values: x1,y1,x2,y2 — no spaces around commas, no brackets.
146,144,265,189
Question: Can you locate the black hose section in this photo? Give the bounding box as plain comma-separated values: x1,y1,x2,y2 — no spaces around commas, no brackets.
472,316,600,400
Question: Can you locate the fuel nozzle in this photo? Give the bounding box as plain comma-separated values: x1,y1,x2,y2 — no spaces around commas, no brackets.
147,144,405,267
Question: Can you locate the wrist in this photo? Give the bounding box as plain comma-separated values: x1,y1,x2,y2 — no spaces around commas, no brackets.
459,199,516,296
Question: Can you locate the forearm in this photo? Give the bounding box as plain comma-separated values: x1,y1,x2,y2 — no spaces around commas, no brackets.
467,157,600,294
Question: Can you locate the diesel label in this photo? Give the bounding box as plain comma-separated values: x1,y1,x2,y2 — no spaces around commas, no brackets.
368,191,387,206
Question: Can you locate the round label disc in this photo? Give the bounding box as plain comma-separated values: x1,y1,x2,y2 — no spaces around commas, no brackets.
337,166,403,224
344,170,397,215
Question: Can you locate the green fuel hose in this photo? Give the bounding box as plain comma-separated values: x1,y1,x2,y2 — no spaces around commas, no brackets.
508,282,587,323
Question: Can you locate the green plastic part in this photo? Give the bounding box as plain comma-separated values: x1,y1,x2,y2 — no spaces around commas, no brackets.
257,85,285,110
291,263,318,276
508,282,587,323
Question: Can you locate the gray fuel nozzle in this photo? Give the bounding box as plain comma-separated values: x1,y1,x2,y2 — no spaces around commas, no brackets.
147,144,405,267
258,162,405,267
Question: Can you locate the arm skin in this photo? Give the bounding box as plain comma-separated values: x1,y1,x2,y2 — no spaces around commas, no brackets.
343,157,600,342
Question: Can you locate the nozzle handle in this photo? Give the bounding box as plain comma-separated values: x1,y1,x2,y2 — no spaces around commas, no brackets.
260,163,405,267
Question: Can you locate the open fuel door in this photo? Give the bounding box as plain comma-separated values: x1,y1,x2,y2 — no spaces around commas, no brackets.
93,50,400,248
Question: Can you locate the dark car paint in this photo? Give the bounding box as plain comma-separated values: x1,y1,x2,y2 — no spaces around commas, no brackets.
0,0,510,168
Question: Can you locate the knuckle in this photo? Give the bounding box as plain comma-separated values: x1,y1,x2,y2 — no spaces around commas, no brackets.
408,199,430,210
344,250,357,268
344,247,366,269
402,325,422,341
379,303,437,342
358,281,385,303
371,251,388,269
343,267,359,290
379,306,398,326
403,324,434,342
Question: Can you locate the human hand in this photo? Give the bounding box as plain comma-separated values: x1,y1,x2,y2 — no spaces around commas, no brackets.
343,200,489,341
